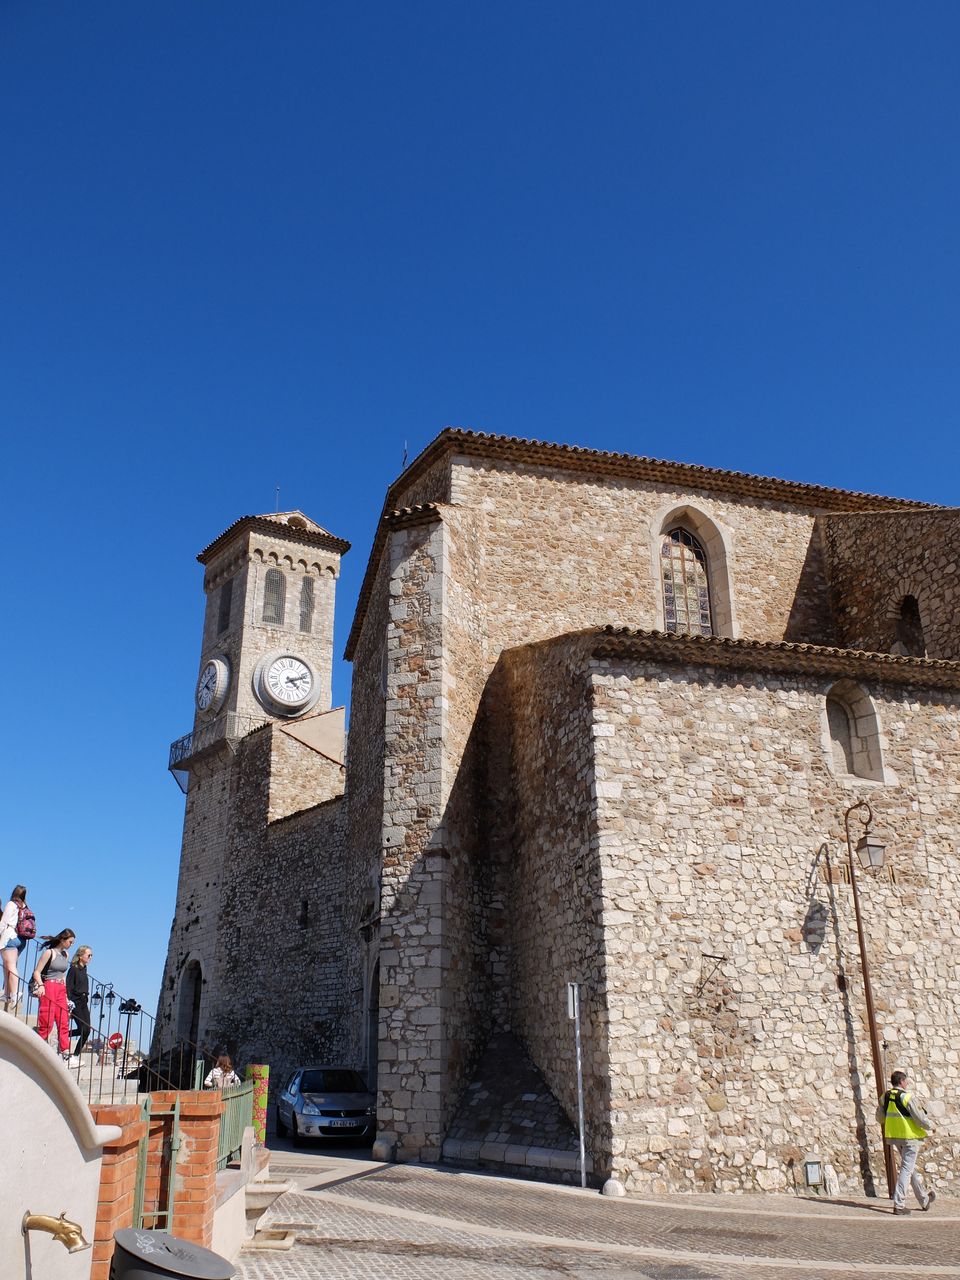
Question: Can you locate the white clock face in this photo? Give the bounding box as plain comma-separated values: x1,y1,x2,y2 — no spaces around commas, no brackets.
196,657,230,714
265,655,313,706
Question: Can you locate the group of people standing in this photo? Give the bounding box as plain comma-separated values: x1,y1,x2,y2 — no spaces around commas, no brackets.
1,885,93,1059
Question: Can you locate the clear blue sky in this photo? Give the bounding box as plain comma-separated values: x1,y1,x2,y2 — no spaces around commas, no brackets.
2,2,958,1023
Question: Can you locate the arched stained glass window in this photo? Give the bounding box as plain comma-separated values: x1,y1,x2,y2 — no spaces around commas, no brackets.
661,528,713,637
262,567,286,625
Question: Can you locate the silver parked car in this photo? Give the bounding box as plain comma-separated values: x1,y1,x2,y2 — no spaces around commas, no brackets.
276,1065,376,1143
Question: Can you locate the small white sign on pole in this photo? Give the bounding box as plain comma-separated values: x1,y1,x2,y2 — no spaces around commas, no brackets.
567,981,587,1189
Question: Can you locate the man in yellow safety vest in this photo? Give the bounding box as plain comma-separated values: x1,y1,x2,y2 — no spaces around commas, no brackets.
876,1069,936,1216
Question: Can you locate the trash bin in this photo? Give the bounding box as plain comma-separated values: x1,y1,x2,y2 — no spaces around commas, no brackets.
111,1229,234,1280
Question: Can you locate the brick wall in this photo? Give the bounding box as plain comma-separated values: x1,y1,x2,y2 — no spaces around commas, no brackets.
89,1091,223,1278
89,1104,145,1280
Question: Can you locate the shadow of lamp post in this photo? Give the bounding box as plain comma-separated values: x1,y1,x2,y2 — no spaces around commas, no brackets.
843,799,895,1199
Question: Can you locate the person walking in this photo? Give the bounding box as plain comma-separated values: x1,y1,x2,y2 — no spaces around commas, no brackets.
0,885,32,1011
876,1069,937,1216
66,945,93,1057
31,929,76,1058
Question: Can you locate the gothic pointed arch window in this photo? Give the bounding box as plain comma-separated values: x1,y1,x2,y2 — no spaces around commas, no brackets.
661,527,713,637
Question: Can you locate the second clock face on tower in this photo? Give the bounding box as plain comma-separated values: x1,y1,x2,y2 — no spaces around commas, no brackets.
196,656,230,715
253,652,318,716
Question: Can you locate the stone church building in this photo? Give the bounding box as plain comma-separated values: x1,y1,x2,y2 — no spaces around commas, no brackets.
157,428,960,1195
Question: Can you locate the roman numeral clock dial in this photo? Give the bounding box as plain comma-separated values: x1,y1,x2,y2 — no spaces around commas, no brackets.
195,656,230,715
253,652,319,716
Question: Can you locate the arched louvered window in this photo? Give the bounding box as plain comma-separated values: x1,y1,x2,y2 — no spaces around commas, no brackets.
217,578,233,636
262,567,286,625
299,577,315,633
661,528,713,637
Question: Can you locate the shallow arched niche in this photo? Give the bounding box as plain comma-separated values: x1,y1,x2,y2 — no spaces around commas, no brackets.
821,678,897,787
177,956,204,1046
648,503,738,638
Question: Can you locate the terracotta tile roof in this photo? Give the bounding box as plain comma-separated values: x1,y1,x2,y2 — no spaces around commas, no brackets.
584,626,960,691
402,427,935,513
197,511,350,564
344,427,938,660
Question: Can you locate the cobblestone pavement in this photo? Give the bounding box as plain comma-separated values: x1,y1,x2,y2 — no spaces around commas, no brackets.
233,1150,960,1280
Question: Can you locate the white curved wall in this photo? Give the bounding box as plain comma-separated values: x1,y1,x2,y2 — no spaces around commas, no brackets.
2,1016,120,1280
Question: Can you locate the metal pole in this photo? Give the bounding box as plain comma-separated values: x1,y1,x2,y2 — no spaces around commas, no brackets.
844,800,895,1199
568,982,587,1189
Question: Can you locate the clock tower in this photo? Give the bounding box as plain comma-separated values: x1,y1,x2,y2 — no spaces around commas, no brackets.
157,511,350,1051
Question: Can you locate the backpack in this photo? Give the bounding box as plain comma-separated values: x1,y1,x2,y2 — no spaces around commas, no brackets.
15,903,36,940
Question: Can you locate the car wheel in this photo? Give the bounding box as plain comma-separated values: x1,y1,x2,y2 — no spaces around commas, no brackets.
276,1106,288,1138
292,1114,305,1147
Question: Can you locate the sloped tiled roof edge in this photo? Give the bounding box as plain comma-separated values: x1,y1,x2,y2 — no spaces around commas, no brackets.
344,427,937,660
409,428,934,512
198,514,351,564
584,626,960,692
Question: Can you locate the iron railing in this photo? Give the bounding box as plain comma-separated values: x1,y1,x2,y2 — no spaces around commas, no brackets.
168,710,270,772
4,940,213,1105
217,1080,255,1170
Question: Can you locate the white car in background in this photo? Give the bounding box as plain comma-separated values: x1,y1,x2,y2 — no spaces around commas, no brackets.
276,1065,376,1144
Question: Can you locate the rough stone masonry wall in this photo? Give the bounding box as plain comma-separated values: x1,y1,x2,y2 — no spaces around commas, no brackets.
449,455,836,653
342,551,391,1070
156,750,235,1046
822,509,960,661
588,657,960,1194
267,723,345,822
210,725,349,1096
378,518,449,1160
500,640,609,1166
435,505,497,1099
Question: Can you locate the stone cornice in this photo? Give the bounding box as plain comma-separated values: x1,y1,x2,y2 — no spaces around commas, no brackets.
589,626,960,692
198,515,350,565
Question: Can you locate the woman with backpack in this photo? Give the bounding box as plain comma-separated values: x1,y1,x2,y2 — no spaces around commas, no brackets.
0,885,32,1012
31,929,76,1057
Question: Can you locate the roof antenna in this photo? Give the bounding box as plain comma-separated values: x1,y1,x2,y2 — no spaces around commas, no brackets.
275,485,280,513
402,440,409,469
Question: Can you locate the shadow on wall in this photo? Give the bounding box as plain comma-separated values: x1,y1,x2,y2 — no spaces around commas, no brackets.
783,530,837,646
807,842,878,1196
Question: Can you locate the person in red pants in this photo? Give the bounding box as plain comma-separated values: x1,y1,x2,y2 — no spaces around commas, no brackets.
31,929,76,1057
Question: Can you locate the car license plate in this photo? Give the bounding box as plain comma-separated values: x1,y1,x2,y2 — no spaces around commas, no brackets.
325,1118,359,1128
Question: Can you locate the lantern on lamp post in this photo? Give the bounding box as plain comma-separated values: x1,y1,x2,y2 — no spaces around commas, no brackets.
843,799,894,1198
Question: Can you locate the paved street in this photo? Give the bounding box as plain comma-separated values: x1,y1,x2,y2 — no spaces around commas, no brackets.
235,1145,960,1280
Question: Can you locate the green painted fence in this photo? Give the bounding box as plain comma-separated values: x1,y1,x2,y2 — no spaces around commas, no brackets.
217,1080,255,1171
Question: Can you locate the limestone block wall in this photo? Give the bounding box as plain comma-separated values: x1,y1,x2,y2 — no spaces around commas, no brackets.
588,655,960,1194
378,517,449,1160
498,641,608,1161
822,510,960,661
435,505,498,1096
448,455,836,654
267,724,344,822
209,725,350,1092
343,552,391,1072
